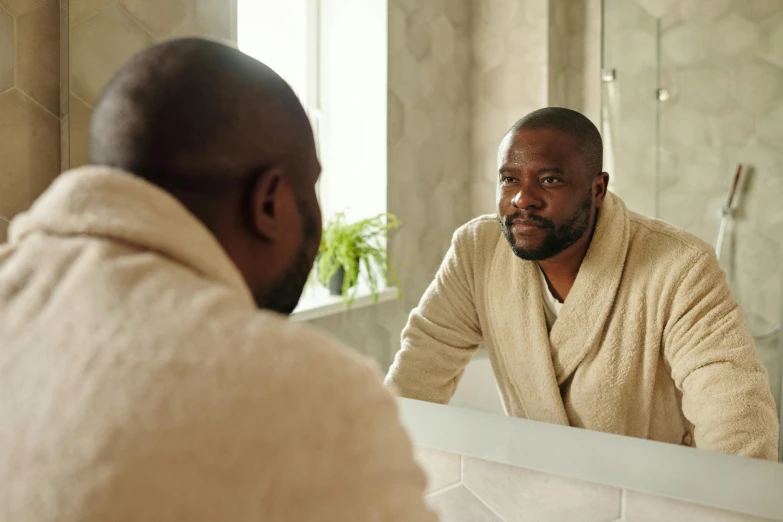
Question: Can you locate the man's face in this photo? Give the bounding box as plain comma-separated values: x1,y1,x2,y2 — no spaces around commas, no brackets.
496,129,596,261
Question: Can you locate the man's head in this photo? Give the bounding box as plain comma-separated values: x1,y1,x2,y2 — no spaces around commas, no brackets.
90,38,321,314
496,107,609,261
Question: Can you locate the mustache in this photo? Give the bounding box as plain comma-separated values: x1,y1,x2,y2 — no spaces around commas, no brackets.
502,211,553,228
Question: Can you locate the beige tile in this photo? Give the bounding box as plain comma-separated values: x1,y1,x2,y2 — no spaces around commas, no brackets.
414,447,461,494
735,60,783,114
427,485,503,522
119,0,194,39
0,0,46,17
68,94,92,168
195,0,231,40
733,0,783,23
60,114,69,171
462,457,621,522
681,0,732,26
71,5,152,105
16,0,60,115
0,89,59,216
69,0,112,26
0,7,13,92
625,491,776,522
679,64,731,113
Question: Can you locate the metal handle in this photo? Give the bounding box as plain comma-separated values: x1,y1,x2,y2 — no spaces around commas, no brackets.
601,68,616,83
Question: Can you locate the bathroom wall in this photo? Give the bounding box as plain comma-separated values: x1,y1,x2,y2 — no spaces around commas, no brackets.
0,0,61,243
607,0,783,408
470,0,601,216
415,446,776,522
67,0,235,168
308,0,474,370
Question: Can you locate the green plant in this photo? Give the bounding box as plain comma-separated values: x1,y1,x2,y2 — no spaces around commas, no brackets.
315,212,402,304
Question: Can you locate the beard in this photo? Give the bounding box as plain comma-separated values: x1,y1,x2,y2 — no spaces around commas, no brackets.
500,193,594,261
254,197,321,315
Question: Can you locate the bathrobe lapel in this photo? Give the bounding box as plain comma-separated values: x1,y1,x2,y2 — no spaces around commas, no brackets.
485,193,630,424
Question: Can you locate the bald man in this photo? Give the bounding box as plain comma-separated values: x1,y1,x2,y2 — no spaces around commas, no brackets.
0,39,437,521
386,108,779,461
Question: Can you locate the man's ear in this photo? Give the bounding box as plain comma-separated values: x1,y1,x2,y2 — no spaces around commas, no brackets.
594,172,610,203
248,167,287,241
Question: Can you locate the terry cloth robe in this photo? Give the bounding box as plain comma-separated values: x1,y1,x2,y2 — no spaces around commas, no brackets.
386,192,780,461
0,167,438,522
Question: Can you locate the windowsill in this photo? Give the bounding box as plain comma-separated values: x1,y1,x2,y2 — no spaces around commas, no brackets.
291,284,398,322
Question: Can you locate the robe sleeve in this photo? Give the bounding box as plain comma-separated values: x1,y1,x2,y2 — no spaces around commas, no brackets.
663,251,780,460
385,225,484,404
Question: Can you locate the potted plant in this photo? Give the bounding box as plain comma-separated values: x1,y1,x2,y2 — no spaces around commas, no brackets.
315,211,401,303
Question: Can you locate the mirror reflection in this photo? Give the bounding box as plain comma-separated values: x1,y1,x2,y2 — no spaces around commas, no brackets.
0,1,781,520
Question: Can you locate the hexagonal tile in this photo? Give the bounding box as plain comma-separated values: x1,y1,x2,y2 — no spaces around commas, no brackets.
406,17,431,60
710,104,755,147
0,0,46,17
757,103,783,147
707,13,760,63
631,0,678,19
734,60,783,114
69,0,112,26
403,100,432,146
472,30,504,72
417,56,438,98
427,485,503,522
388,4,406,53
0,8,13,92
603,0,642,32
681,0,731,26
680,64,731,112
662,24,707,65
609,28,657,77
481,62,546,113
71,5,153,106
69,94,92,168
760,12,783,68
480,0,520,31
429,95,455,139
661,105,710,147
388,49,419,105
193,0,231,40
441,62,466,106
463,457,622,521
0,89,59,217
16,0,59,115
388,91,404,149
444,0,469,28
733,0,783,23
119,0,187,39
431,15,454,65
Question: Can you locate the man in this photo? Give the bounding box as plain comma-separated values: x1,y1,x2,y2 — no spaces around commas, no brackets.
386,107,779,461
0,39,437,521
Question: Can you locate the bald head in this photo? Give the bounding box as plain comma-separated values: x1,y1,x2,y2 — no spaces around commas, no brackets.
90,37,314,188
506,107,603,177
89,38,323,315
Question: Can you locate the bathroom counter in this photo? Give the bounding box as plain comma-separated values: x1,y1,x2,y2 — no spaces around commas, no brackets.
398,398,783,521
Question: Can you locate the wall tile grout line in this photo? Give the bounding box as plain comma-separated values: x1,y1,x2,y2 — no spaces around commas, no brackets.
462,481,508,522
425,482,462,500
70,91,93,110
16,88,58,120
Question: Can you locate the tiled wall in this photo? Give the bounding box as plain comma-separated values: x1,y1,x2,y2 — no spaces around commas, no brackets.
415,447,776,522
606,0,783,411
0,0,61,243
309,0,475,369
67,0,236,168
469,0,601,216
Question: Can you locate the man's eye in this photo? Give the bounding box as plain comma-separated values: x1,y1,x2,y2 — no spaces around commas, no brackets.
501,177,517,184
542,177,561,184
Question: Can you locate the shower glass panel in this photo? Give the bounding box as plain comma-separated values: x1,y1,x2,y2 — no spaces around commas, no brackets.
602,0,783,460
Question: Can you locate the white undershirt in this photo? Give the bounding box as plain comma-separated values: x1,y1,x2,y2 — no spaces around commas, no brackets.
538,266,563,331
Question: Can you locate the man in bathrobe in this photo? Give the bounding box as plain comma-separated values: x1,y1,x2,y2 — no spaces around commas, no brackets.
0,39,437,521
386,107,780,461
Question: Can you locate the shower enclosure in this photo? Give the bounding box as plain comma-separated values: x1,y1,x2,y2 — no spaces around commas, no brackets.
601,0,783,459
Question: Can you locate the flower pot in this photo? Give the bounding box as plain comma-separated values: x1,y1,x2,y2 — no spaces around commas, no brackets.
328,266,346,296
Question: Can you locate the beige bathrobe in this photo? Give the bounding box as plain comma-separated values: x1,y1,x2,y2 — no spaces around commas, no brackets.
386,192,780,461
0,167,438,522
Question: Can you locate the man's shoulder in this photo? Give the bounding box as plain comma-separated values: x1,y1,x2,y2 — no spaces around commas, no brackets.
627,211,714,263
453,214,501,249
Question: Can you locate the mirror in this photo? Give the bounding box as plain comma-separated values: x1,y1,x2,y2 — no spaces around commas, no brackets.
50,0,783,467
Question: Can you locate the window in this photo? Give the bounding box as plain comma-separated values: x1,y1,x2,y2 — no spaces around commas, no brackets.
238,0,391,316
237,0,387,226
